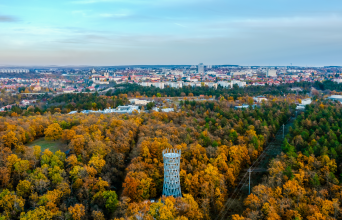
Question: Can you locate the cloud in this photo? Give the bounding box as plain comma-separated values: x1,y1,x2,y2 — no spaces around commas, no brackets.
72,10,88,17
70,0,122,4
203,15,342,30
0,15,18,22
99,13,129,18
174,23,186,28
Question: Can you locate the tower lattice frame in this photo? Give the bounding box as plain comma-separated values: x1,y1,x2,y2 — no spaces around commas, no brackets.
162,148,182,197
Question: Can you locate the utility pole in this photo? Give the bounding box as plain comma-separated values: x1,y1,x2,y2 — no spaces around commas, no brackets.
283,124,285,139
248,167,251,195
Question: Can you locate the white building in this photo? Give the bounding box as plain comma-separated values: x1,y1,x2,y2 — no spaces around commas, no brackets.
253,96,268,103
165,82,182,88
231,71,246,76
204,82,218,89
231,80,246,87
153,82,165,89
92,75,109,84
198,63,204,74
139,82,152,87
266,69,277,77
301,98,312,105
235,104,250,109
183,82,201,87
129,99,152,105
139,82,164,89
152,107,175,112
296,98,312,110
218,81,231,88
63,88,76,93
112,105,140,113
327,95,342,102
333,79,342,84
0,69,29,73
77,105,140,114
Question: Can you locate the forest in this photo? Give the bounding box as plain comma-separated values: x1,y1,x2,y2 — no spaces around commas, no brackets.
0,93,129,117
111,82,312,99
0,98,295,219
233,101,342,220
47,93,129,113
314,80,342,92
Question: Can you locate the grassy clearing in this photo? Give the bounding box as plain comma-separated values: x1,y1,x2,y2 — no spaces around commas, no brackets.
26,137,68,153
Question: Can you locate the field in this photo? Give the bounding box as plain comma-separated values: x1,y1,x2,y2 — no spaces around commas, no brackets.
26,137,68,153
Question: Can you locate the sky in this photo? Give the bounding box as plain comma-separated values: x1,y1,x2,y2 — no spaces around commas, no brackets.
1,0,342,66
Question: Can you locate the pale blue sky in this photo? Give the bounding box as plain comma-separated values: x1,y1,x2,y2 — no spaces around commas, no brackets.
1,0,342,66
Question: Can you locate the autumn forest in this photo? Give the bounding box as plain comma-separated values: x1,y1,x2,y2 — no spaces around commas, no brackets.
1,96,341,220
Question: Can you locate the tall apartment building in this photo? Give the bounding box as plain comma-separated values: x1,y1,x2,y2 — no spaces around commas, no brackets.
266,69,277,77
198,63,204,74
0,69,29,73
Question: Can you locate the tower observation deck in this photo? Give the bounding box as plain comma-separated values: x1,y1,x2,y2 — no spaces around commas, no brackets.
162,148,182,197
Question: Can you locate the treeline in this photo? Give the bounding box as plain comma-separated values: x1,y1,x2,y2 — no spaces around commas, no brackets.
47,93,129,112
112,82,312,99
314,80,342,92
285,102,342,163
0,91,47,108
0,93,129,117
0,99,294,219
234,102,342,220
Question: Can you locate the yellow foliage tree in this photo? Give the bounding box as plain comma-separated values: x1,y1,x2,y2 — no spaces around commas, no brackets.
0,189,25,218
20,206,54,220
70,135,85,155
44,123,63,141
89,154,106,173
16,180,32,197
2,130,18,148
68,204,85,220
14,159,30,179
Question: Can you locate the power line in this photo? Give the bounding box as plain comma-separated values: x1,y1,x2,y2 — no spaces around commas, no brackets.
215,117,293,220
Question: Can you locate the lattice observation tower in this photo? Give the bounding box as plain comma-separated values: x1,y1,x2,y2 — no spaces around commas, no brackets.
162,148,182,197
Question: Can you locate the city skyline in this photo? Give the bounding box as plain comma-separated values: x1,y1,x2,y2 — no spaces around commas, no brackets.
1,0,342,66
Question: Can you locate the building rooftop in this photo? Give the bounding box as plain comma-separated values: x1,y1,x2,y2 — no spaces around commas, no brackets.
328,95,342,99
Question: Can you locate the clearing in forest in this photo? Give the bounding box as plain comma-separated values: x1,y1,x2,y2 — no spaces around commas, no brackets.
26,137,68,153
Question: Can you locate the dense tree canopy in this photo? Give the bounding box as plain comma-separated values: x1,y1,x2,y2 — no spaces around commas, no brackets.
235,102,342,220
112,82,312,99
0,98,300,219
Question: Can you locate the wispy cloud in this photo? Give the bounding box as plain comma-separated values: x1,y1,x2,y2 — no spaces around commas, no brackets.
99,13,129,18
70,0,121,4
71,10,89,17
0,15,18,22
70,0,153,5
174,23,186,27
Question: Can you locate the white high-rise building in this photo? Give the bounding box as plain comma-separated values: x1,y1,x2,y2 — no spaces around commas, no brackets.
266,69,277,77
198,63,204,74
0,69,29,73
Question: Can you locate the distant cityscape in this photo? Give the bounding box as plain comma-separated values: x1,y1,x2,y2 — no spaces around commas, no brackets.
0,64,341,95
0,63,341,113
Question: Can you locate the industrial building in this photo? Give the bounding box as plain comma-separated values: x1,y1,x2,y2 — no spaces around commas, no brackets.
327,95,342,102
